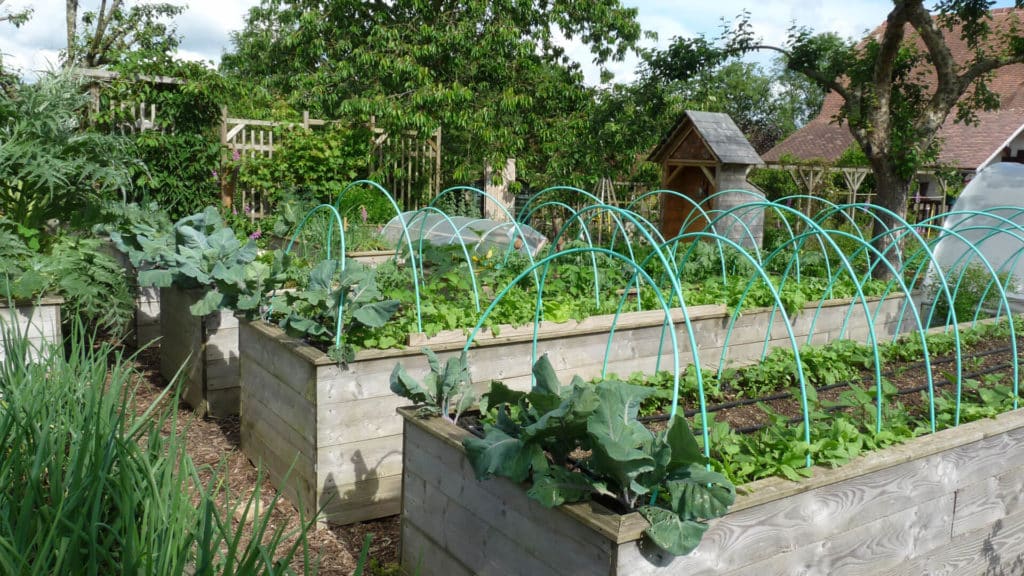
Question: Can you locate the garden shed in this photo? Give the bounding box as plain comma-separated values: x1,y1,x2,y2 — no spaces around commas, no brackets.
648,111,766,249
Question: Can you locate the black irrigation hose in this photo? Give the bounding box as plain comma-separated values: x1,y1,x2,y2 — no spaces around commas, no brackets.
638,343,1018,425
718,361,1014,436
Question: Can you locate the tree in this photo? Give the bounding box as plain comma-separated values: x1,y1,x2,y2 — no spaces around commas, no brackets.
221,0,644,189
64,0,183,69
0,0,29,27
0,0,31,87
655,1,1024,277
647,59,824,153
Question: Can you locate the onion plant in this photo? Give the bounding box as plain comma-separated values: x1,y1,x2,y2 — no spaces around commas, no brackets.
0,322,316,575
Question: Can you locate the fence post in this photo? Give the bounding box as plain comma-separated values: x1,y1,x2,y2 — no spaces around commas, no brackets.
483,158,516,222
220,106,233,209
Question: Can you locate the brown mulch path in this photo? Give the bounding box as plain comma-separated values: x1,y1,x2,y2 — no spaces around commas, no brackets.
125,345,401,575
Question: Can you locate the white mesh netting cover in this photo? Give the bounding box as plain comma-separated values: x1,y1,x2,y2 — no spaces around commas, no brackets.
380,212,548,257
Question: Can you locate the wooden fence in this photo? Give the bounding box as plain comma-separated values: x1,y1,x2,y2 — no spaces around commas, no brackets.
78,68,443,217
221,111,442,218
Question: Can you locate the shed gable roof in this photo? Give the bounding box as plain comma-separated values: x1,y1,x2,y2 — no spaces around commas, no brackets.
649,111,763,166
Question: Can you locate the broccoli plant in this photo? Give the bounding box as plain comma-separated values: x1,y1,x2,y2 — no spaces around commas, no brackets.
108,206,278,316
268,258,400,363
390,348,475,423
390,351,736,556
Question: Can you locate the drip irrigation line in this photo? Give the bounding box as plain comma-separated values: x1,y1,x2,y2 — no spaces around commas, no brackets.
704,361,1013,436
892,362,1013,398
638,343,1017,425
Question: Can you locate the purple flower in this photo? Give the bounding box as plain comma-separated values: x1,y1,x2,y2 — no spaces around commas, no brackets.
249,230,262,240
244,204,253,214
360,205,368,224
232,148,240,161
212,170,219,179
232,206,237,216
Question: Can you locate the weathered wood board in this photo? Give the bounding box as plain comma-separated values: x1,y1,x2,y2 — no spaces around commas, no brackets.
240,293,914,526
400,406,1024,576
0,297,63,362
100,242,162,348
159,286,240,417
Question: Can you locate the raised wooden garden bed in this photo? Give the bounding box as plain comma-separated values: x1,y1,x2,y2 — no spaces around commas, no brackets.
0,297,62,362
159,286,239,417
399,405,1024,575
347,250,397,267
239,293,912,525
101,241,161,348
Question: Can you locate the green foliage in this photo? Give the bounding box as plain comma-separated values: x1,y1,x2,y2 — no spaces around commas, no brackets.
132,131,222,220
0,71,134,230
389,348,475,422
222,0,644,187
113,207,277,316
458,355,735,557
92,61,228,220
268,258,400,362
0,220,133,337
234,124,372,209
66,1,184,68
0,325,314,574
928,263,1015,325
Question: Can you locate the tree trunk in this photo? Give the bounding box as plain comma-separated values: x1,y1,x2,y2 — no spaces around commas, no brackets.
868,157,912,280
65,0,77,68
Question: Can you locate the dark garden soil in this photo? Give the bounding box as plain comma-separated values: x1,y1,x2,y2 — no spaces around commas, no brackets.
642,333,1023,433
124,345,401,575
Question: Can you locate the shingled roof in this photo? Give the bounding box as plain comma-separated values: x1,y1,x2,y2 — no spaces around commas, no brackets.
649,110,763,166
763,7,1024,170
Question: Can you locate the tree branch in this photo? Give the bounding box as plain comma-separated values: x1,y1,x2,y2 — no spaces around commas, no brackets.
743,44,851,100
958,52,1024,91
873,2,910,92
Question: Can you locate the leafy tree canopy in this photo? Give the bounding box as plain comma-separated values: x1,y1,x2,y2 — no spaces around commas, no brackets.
220,0,645,187
644,58,824,153
64,0,184,70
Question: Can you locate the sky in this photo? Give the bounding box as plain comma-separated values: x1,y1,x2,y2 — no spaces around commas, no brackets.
0,0,1019,83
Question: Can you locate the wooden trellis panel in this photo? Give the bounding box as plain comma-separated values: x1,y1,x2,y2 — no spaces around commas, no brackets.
369,118,442,211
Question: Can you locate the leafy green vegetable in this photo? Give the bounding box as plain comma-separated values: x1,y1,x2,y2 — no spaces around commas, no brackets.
390,348,475,423
392,352,736,557
111,206,281,317
271,258,400,362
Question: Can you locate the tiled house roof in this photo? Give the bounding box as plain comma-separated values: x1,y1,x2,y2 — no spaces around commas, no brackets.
763,7,1024,170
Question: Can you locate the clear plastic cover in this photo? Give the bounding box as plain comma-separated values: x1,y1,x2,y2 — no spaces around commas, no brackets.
930,162,1024,301
380,211,548,256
